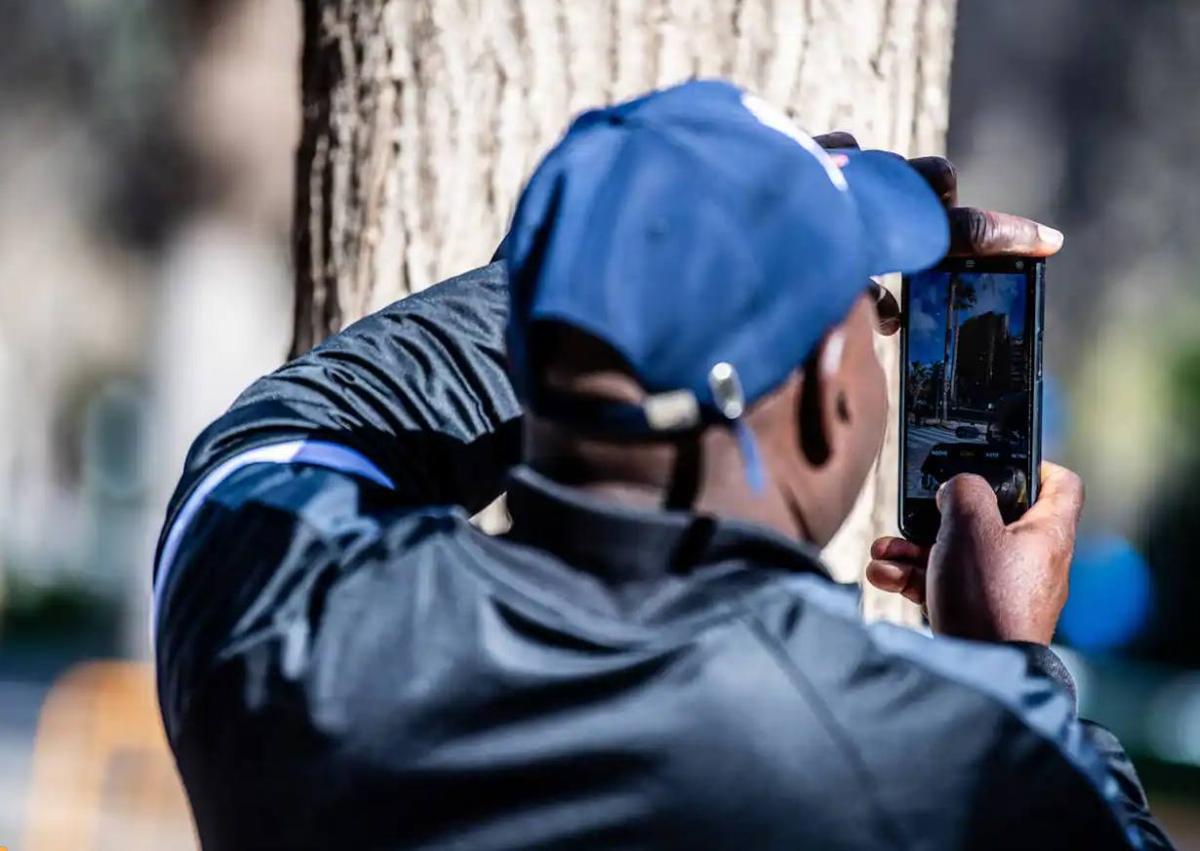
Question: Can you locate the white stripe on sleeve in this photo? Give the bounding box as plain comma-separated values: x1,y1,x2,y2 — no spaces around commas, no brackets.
151,440,394,645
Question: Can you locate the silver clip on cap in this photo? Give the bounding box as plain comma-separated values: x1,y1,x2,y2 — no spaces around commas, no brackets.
708,361,766,493
708,362,745,420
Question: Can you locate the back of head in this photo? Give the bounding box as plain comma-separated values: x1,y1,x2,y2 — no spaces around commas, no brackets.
504,80,948,542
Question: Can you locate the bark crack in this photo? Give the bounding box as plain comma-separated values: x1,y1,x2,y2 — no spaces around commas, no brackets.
870,0,895,79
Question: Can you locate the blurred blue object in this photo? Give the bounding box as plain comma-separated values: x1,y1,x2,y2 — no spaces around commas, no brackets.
1059,534,1152,651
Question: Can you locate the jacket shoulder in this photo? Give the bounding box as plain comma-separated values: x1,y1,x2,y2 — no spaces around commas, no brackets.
740,575,1133,848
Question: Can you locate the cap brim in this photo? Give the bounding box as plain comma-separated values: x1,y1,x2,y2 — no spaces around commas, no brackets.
838,149,949,275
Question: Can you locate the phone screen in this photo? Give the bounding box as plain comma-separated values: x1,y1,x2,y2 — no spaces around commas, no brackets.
900,258,1043,542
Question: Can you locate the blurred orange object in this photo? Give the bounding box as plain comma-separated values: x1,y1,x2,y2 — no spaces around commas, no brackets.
22,661,195,851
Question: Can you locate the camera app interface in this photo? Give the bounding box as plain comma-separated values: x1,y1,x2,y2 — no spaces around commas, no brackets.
905,269,1031,513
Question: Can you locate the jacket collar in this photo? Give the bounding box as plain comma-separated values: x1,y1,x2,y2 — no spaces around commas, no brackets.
504,465,829,585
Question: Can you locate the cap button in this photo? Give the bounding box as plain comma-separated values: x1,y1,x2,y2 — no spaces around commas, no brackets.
708,362,745,420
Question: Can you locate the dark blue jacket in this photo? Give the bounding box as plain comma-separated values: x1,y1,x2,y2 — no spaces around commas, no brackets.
154,262,1173,849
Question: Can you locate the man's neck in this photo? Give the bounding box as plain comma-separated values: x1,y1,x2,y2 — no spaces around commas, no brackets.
526,421,807,541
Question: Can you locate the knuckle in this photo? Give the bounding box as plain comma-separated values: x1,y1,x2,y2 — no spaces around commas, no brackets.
969,210,997,249
938,162,958,203
927,156,957,187
950,208,994,252
817,130,858,149
913,157,957,203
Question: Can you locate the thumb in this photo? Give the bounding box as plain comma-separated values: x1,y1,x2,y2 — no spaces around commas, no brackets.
936,474,1004,540
1014,461,1085,539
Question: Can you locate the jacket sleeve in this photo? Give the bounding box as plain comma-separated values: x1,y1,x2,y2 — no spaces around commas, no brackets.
1077,719,1176,849
1003,642,1173,849
153,261,521,735
754,579,1175,850
159,260,520,533
915,641,1176,850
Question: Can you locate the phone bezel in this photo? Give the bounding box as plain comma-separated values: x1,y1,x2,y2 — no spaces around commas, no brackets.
898,256,1045,544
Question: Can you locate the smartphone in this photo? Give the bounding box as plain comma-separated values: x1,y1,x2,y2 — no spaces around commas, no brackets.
899,257,1045,544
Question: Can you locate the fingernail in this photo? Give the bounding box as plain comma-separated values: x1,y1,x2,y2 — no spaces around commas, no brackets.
1037,224,1064,249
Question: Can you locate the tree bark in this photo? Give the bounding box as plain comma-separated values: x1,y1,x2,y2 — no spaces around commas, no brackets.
292,0,958,623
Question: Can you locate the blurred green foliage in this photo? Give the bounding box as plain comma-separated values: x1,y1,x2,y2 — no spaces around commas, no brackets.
1171,335,1200,433
1,572,117,642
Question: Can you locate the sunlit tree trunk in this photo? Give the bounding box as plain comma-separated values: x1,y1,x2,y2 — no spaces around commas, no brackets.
291,0,958,624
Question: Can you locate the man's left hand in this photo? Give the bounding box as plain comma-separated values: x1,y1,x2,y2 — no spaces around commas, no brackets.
812,132,1064,337
813,132,1065,258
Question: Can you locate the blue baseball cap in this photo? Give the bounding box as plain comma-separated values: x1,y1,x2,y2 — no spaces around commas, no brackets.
505,79,948,489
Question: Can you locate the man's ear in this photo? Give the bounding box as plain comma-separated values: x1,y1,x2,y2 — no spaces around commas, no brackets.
798,330,848,466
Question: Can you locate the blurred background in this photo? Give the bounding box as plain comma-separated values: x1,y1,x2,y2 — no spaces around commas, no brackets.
0,0,1197,846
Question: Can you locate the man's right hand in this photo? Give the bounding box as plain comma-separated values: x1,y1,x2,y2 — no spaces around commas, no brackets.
867,462,1085,645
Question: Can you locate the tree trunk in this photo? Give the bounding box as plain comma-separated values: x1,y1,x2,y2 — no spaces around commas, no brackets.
292,0,958,624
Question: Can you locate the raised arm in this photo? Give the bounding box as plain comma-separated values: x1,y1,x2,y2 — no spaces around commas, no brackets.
154,260,520,619
152,261,522,740
164,260,519,522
